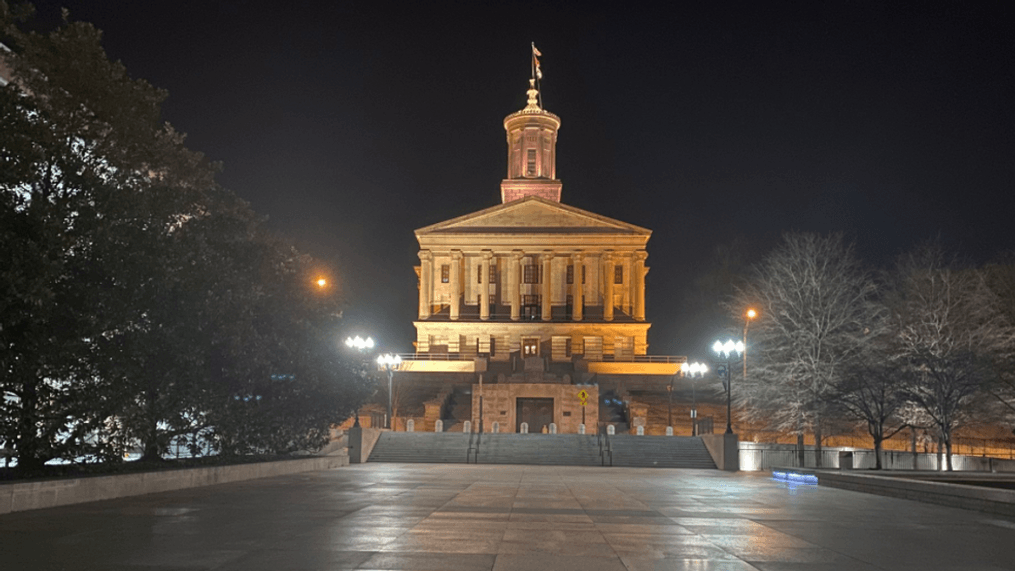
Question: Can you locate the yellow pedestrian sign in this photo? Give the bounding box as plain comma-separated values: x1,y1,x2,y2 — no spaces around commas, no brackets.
577,389,588,406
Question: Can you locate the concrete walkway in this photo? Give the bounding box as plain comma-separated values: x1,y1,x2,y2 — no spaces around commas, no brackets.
2,464,1014,570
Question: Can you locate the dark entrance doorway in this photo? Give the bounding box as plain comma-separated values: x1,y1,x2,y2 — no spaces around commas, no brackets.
517,398,554,433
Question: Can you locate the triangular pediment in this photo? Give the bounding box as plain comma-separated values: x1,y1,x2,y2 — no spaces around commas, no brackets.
416,196,650,236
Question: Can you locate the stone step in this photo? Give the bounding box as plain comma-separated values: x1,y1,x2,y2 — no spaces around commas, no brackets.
368,433,717,469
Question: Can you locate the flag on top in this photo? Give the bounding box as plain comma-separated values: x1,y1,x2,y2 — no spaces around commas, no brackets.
532,43,543,80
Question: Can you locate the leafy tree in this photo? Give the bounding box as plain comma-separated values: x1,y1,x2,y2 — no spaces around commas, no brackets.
1,4,370,469
732,233,879,466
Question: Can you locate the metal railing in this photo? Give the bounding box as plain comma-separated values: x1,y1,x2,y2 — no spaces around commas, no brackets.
739,445,1015,472
597,423,613,467
466,429,481,464
398,352,688,364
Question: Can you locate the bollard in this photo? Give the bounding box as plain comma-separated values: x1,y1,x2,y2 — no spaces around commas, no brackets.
463,420,472,433
435,419,443,432
491,421,499,433
406,419,415,432
636,426,644,435
579,424,586,434
607,424,615,435
549,423,557,434
520,422,529,434
666,426,673,436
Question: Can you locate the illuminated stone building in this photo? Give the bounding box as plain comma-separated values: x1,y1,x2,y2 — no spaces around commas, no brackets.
395,80,685,435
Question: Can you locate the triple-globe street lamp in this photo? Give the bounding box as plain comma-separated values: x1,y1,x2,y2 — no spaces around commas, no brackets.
712,339,744,435
343,336,376,427
377,354,402,430
671,362,708,435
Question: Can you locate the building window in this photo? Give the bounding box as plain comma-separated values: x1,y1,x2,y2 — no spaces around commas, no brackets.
523,264,541,284
441,265,450,283
614,265,623,284
566,265,573,284
477,264,497,284
526,149,537,176
523,338,539,357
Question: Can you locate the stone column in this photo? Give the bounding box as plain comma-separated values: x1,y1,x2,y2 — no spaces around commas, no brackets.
634,251,647,322
603,252,614,322
572,252,584,321
541,251,554,321
418,250,432,319
510,250,522,321
450,250,462,321
480,250,492,321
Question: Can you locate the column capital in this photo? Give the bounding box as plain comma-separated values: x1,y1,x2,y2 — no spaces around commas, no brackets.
511,250,524,261
481,249,494,261
602,251,615,263
634,250,648,262
542,250,555,261
450,250,463,261
418,250,433,262
571,251,585,263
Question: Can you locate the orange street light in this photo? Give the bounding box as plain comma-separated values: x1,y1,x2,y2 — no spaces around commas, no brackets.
316,277,327,288
744,308,758,394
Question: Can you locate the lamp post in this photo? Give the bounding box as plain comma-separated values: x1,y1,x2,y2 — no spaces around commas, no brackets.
744,309,757,385
343,336,376,427
679,362,707,435
712,339,743,435
377,354,402,430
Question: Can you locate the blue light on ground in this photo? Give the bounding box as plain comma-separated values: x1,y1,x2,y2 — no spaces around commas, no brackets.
773,470,818,484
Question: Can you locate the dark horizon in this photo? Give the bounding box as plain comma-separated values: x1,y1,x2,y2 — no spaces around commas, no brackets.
22,1,1015,360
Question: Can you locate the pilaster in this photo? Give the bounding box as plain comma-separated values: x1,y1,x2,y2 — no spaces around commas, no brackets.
541,251,554,321
572,252,584,321
449,250,462,321
603,252,615,322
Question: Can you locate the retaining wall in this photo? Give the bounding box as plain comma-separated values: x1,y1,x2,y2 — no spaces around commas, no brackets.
1,454,348,515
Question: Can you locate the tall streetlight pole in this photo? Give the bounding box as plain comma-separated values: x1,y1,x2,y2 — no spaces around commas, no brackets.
377,354,402,430
343,336,376,427
713,340,743,435
744,309,757,385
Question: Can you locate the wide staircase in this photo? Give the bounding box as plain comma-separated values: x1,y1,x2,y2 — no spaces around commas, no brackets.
367,433,471,463
477,434,602,465
609,435,716,469
368,432,716,468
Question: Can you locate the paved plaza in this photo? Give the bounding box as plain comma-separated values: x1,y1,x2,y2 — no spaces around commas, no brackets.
2,464,1014,570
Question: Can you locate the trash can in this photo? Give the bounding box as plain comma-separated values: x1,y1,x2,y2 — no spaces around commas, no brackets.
838,451,853,470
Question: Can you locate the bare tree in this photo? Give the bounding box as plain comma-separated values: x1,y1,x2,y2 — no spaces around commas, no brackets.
733,233,879,466
888,245,1014,470
835,341,910,469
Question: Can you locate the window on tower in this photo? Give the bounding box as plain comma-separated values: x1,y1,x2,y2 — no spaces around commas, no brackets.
441,265,450,283
526,149,537,177
614,265,623,284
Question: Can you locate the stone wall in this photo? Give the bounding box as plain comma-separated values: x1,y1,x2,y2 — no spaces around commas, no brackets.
473,382,598,433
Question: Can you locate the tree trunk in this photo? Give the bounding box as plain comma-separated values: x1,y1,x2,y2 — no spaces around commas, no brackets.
945,437,953,471
814,419,823,468
796,432,805,467
873,435,883,470
911,428,918,470
936,434,943,471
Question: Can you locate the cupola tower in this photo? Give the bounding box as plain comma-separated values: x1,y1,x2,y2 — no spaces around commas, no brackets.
500,79,562,203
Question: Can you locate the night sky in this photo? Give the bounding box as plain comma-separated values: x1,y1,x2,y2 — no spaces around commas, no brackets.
26,1,1015,360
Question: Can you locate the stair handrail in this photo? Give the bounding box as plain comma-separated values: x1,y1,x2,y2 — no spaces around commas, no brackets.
466,426,482,463
597,422,613,467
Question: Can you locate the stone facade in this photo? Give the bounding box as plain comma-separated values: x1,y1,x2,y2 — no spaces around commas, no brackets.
394,78,682,434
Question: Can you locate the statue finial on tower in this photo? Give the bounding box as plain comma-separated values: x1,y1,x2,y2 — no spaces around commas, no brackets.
525,78,540,110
